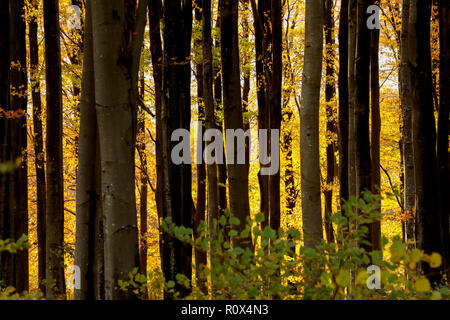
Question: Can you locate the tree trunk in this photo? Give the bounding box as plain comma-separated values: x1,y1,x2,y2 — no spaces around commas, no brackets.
28,0,46,294
370,22,381,252
253,0,271,225
438,0,450,278
138,78,148,300
220,0,251,247
324,0,336,244
269,0,282,234
43,0,65,297
348,0,357,199
400,0,415,248
91,0,146,299
9,0,28,293
194,6,207,291
338,0,349,214
148,0,164,261
354,0,373,252
300,0,324,249
161,0,193,299
0,0,13,290
74,0,105,300
0,0,29,293
408,0,442,285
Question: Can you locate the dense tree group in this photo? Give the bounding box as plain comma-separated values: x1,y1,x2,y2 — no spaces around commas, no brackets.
0,0,448,299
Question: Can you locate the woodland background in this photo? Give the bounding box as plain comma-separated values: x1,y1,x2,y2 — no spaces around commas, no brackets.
0,0,449,300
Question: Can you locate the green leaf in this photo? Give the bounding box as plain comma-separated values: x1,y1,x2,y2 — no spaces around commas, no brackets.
336,269,351,287
415,278,431,293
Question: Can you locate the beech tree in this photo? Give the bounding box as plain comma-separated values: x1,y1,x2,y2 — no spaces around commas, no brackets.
300,0,324,249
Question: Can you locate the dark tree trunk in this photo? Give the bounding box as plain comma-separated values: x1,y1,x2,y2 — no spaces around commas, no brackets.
0,0,12,290
348,0,357,199
138,79,148,300
28,0,46,294
43,0,66,297
0,0,29,293
438,0,450,278
148,0,164,261
9,0,28,293
370,24,381,252
194,8,207,291
400,0,415,248
408,0,443,285
213,17,228,225
354,0,373,252
338,0,349,213
269,0,282,234
161,0,193,299
220,0,251,247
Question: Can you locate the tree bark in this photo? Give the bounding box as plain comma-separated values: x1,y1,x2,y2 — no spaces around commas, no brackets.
220,0,251,247
91,0,146,299
269,0,282,234
43,0,65,297
370,21,381,252
438,0,450,278
348,0,357,199
408,0,442,285
74,0,104,300
300,0,324,249
161,0,193,299
338,0,349,213
400,0,415,248
9,0,28,293
354,0,373,252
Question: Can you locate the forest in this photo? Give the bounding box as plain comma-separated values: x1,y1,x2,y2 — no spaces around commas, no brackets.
0,0,449,301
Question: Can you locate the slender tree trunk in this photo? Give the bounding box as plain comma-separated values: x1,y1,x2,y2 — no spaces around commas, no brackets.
324,0,336,244
138,78,148,300
0,0,11,288
74,0,104,300
161,0,193,299
400,0,415,248
438,0,450,278
253,0,270,225
370,22,381,252
348,0,357,199
9,0,28,293
354,0,373,252
91,0,146,299
28,0,46,294
194,6,207,291
338,0,349,213
242,0,251,175
269,0,282,234
300,0,324,249
202,0,220,295
220,0,251,247
43,0,65,297
408,0,442,285
148,0,164,261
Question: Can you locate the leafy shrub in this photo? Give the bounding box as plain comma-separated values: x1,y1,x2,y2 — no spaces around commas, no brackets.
121,192,450,300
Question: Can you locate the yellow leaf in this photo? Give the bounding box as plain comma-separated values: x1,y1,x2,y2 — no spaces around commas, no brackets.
415,278,431,293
